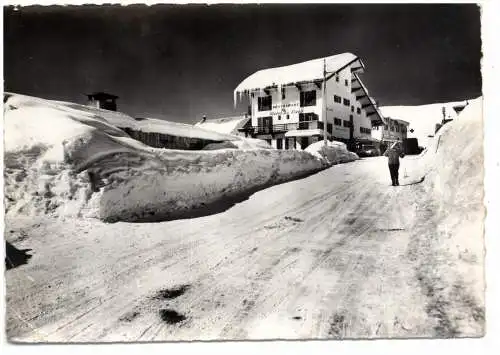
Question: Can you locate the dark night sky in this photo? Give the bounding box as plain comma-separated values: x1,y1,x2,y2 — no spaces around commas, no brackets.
4,4,482,123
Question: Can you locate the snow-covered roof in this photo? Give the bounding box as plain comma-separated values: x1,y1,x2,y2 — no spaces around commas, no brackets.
234,53,361,101
387,118,410,126
133,118,239,142
195,115,251,135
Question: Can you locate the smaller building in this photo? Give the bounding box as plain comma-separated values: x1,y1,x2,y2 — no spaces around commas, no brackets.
86,92,118,111
371,117,409,152
120,117,237,150
195,114,253,137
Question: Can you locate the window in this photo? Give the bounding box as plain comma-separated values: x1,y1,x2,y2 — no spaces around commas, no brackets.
334,118,342,126
334,95,342,103
258,96,272,111
327,123,333,134
390,125,394,132
300,90,317,107
384,125,388,130
345,79,349,86
300,112,318,121
360,127,370,134
278,115,281,120
336,75,339,82
343,98,350,106
351,105,354,112
343,120,351,128
281,87,286,100
357,107,361,114
286,114,290,120
257,116,273,133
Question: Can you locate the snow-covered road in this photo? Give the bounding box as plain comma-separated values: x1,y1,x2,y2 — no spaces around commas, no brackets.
5,156,483,342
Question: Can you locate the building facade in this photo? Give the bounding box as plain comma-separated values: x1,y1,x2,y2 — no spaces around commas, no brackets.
234,53,386,150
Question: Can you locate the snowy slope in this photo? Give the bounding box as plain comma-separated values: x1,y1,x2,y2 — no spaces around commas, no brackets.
3,93,327,222
380,100,469,148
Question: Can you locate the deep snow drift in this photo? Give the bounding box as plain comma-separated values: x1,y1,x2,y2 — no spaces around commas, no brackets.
410,97,485,335
4,93,331,222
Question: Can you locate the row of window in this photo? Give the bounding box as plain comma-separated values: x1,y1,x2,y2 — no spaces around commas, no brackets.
258,115,372,136
332,118,352,128
379,124,407,133
258,91,318,111
335,75,349,87
333,95,362,114
333,95,351,106
259,92,364,114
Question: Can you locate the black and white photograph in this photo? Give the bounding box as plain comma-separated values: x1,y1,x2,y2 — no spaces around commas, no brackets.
2,1,489,344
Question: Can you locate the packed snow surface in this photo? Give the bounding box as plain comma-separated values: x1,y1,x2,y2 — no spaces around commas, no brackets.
3,93,327,222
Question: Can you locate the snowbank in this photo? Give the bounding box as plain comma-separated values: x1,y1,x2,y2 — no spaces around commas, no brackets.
97,148,325,222
413,97,485,335
232,138,272,150
305,140,359,165
4,93,325,222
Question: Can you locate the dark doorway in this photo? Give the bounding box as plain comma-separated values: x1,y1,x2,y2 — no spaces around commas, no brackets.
300,137,308,149
349,114,354,140
276,138,283,150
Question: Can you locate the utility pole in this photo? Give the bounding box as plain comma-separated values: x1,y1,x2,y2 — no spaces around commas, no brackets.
323,58,328,147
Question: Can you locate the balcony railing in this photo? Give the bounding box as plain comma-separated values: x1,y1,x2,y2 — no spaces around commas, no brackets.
253,121,324,134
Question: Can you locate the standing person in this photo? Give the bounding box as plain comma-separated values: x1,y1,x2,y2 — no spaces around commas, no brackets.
383,141,405,186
